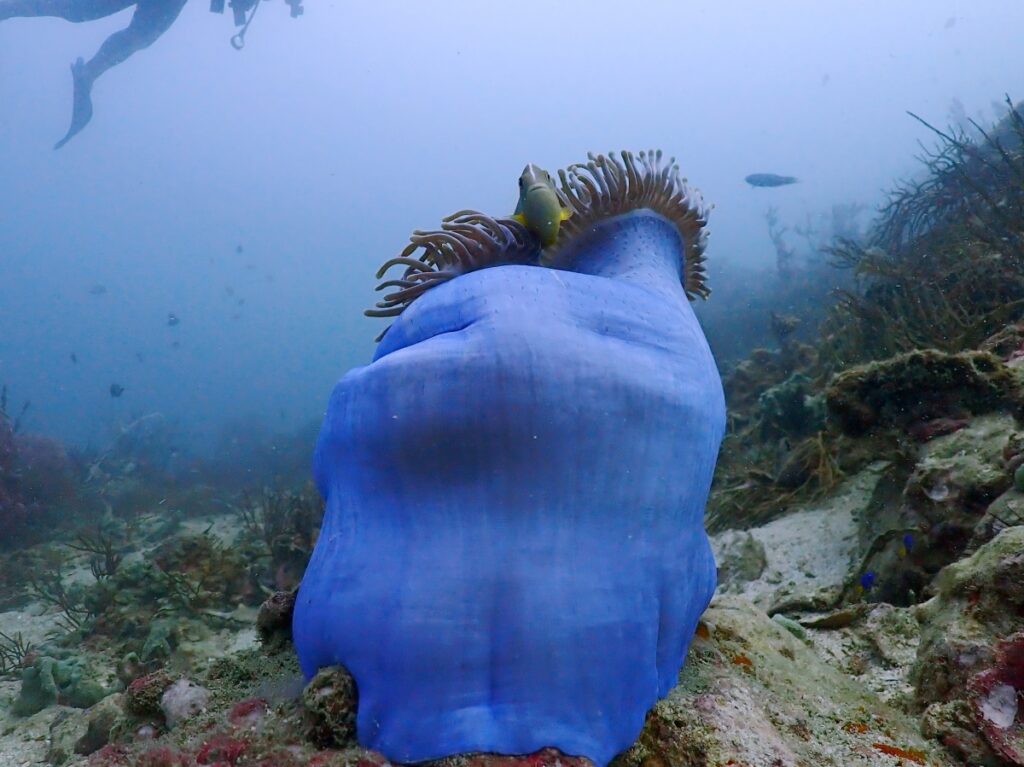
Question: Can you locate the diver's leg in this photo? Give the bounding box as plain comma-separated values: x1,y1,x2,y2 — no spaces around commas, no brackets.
0,0,132,23
53,0,187,149
80,0,188,79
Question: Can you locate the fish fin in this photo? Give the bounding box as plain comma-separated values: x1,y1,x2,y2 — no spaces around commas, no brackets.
512,213,527,225
559,207,573,221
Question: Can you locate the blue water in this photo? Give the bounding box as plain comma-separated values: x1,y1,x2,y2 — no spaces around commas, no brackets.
1,1,1021,453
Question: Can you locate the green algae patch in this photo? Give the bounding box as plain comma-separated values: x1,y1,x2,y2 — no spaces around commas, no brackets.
12,652,114,716
203,646,302,707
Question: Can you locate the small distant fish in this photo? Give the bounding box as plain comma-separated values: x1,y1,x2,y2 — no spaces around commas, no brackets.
745,173,799,188
171,341,180,349
225,286,235,296
135,352,145,363
236,244,244,254
167,313,180,327
238,298,246,306
88,284,107,295
858,571,875,595
821,73,830,87
899,534,915,558
512,163,573,247
944,16,956,29
109,383,125,398
70,352,78,364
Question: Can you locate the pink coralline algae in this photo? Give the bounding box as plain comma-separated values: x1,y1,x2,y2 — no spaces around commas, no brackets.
227,697,269,729
907,416,971,442
125,670,177,718
195,733,248,765
87,745,132,766
134,747,192,767
970,631,1024,764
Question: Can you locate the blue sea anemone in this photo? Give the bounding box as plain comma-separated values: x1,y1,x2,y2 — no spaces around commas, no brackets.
294,151,725,766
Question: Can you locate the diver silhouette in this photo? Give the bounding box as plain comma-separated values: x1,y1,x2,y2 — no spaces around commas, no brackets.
0,0,302,149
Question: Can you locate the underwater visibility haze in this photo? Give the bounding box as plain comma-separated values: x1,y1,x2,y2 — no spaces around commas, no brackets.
2,2,1024,767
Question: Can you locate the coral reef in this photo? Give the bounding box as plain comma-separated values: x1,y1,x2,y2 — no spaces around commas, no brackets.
708,99,1024,534
301,666,357,748
12,650,113,716
969,632,1024,764
3,115,1024,767
910,527,1024,764
818,100,1024,374
825,350,1024,436
758,372,826,442
614,597,949,767
235,486,322,593
694,97,1024,767
0,389,80,549
255,590,296,650
125,671,176,719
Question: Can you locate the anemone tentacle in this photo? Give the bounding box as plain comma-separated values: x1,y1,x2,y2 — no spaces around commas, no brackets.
550,150,711,300
366,150,711,326
368,213,537,320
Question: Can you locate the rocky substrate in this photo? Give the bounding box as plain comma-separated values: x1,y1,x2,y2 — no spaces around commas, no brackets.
1,410,1022,766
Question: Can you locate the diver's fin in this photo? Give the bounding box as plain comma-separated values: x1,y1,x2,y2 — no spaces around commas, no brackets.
512,213,527,225
54,58,93,150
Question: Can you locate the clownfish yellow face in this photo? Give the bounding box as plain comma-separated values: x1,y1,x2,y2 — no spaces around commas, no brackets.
513,163,572,247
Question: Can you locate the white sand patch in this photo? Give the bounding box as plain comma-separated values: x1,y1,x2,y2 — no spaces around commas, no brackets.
713,464,882,610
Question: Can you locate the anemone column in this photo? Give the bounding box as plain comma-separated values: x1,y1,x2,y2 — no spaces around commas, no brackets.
295,154,724,767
